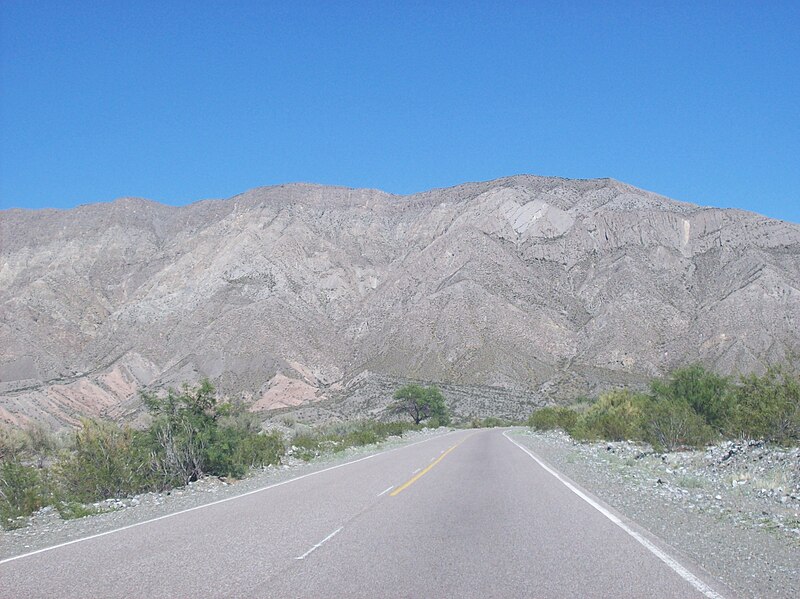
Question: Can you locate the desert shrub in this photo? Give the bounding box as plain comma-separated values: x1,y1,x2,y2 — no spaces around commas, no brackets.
205,425,250,478
55,501,98,520
643,398,715,451
0,426,27,462
204,427,282,479
564,364,799,449
289,419,419,460
56,419,152,502
726,366,800,443
291,433,322,461
341,428,380,447
426,416,443,428
651,365,732,431
573,389,649,442
461,416,518,428
232,431,284,471
0,460,47,529
23,422,59,468
372,421,417,437
528,407,578,432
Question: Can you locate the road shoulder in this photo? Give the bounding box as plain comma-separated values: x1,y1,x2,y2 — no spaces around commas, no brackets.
507,428,799,599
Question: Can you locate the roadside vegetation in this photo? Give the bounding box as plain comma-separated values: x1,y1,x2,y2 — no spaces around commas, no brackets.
0,382,283,529
528,363,800,451
469,416,522,428
0,381,425,530
284,420,422,461
391,384,451,427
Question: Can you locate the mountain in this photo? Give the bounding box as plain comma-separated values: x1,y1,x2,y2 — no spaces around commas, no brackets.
1,175,799,428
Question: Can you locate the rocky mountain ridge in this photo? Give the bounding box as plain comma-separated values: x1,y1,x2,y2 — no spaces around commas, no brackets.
1,175,798,427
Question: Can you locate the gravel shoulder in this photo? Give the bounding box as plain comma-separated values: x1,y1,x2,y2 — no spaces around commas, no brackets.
0,428,453,561
510,429,800,599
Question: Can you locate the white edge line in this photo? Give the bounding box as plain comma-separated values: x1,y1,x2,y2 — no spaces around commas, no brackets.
377,485,394,497
294,526,343,560
502,431,726,599
0,430,460,566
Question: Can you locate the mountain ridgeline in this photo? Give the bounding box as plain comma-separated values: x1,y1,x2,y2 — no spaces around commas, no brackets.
1,175,799,427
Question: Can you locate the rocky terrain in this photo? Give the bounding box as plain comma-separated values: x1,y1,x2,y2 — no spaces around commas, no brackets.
1,175,799,427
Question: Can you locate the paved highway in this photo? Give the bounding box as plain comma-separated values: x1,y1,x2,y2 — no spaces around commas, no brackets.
0,429,728,598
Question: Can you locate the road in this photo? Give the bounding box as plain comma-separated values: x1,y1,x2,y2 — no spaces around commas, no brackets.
0,429,728,598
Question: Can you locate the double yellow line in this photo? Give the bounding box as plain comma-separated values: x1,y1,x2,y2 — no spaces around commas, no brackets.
390,433,474,496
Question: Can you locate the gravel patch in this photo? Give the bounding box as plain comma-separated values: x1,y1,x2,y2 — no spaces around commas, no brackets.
511,429,800,599
0,428,452,561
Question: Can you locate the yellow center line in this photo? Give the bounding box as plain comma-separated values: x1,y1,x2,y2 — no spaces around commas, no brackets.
390,433,474,496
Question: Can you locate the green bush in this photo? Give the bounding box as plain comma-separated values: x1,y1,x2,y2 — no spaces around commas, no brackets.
528,407,578,432
563,364,799,449
426,416,442,428
56,419,152,503
573,389,649,442
726,366,800,443
341,428,380,447
0,460,47,529
217,411,284,474
55,501,97,520
232,431,284,471
371,421,417,437
651,365,732,431
289,419,419,460
0,426,28,462
291,433,322,461
0,383,426,530
643,398,715,451
205,426,250,479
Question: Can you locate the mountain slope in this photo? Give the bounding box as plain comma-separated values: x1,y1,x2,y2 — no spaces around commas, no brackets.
2,175,798,427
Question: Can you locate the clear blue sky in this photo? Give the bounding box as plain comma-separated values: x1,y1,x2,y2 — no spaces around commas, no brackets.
1,1,798,223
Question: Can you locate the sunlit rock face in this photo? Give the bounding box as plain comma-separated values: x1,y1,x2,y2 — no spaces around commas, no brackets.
2,175,799,427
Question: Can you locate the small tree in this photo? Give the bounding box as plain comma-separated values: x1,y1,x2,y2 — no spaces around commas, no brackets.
424,386,451,426
142,381,284,484
142,380,222,485
391,384,450,426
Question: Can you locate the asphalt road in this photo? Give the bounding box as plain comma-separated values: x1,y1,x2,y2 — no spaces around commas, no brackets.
0,429,729,598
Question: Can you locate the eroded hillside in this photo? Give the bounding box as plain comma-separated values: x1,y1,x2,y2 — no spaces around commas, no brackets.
2,175,799,427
